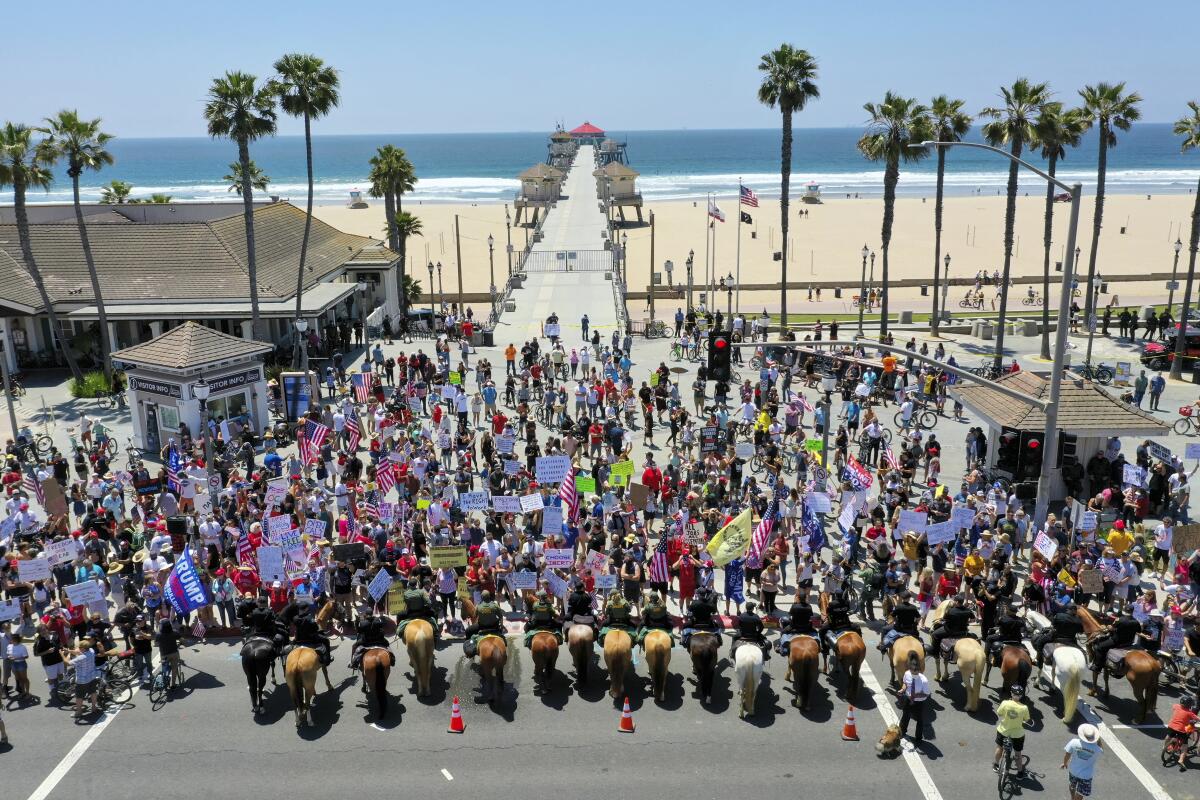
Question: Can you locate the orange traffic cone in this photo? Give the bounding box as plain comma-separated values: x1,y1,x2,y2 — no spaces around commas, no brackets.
448,695,465,734
841,705,859,741
618,697,635,733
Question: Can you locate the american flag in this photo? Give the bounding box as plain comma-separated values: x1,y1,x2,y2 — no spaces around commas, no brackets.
796,393,814,413
801,497,826,554
707,197,725,223
362,489,379,518
841,455,873,492
166,442,181,493
883,444,900,470
648,533,671,583
351,373,372,404
298,418,330,465
739,184,759,208
558,468,578,523
236,525,254,566
22,467,44,507
345,411,362,453
747,484,785,562
375,459,396,497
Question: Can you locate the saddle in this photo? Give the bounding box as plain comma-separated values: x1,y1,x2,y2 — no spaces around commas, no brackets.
776,632,818,655
732,638,770,658
939,637,962,660
1041,642,1064,664
1105,648,1132,675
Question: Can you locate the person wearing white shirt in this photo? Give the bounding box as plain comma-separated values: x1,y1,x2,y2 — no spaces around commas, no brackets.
1152,518,1173,575
898,655,931,744
739,401,757,424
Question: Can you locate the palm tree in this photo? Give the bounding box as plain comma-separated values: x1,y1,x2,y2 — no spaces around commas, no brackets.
271,53,340,368
757,44,820,327
1170,101,1200,380
0,123,85,381
368,145,417,325
401,275,422,309
1078,82,1142,324
43,110,116,383
388,212,423,325
100,179,131,204
928,96,972,337
1031,102,1087,359
204,71,278,342
144,193,173,204
980,78,1051,370
857,93,932,335
224,160,270,194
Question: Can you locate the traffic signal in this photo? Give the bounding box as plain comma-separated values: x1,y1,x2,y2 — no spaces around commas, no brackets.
996,427,1021,474
1017,430,1045,481
708,331,732,382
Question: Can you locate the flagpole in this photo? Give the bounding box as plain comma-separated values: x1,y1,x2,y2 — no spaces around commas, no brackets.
736,180,742,317
704,193,711,314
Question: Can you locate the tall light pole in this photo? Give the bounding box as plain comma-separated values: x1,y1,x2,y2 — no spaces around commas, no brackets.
356,281,368,349
723,272,734,326
919,139,1083,531
621,232,628,286
942,253,951,327
1169,237,1183,318
487,233,496,297
686,249,694,311
436,261,444,311
427,261,435,317
1084,274,1103,366
505,206,513,280
1172,236,1197,381
193,378,213,471
858,244,869,335
294,318,309,378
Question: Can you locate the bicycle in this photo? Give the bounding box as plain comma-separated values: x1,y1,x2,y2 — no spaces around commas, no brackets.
148,653,182,704
1020,293,1042,307
95,391,122,411
643,320,668,339
1173,410,1200,436
1071,361,1115,385
959,296,984,309
54,661,134,708
997,735,1031,800
1158,650,1200,691
5,377,25,399
1160,725,1198,768
895,405,938,432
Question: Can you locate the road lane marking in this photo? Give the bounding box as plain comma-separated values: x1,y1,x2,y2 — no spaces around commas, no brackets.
441,769,454,781
1109,723,1167,730
858,659,944,800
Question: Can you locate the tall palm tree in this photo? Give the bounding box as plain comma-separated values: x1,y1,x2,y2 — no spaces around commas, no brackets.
1078,82,1142,323
144,193,173,204
928,96,972,337
368,145,417,325
1170,101,1200,380
387,212,423,325
99,179,131,204
856,93,932,335
757,44,820,327
224,160,270,194
271,53,340,368
980,78,1051,370
1032,102,1087,359
0,123,85,381
204,71,278,342
43,110,116,383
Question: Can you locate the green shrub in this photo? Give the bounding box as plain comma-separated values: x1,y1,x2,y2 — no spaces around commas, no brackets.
69,370,112,399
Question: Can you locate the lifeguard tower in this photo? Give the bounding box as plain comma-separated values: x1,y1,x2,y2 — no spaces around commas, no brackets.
593,161,643,225
347,189,368,209
512,163,564,226
547,130,577,170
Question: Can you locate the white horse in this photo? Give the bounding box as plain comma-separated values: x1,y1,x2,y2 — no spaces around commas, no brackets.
1027,610,1085,724
735,645,765,719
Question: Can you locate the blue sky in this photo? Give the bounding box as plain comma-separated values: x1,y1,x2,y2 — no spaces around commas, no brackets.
2,1,1194,137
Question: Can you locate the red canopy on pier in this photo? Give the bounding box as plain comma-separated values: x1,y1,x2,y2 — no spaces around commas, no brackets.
569,121,604,136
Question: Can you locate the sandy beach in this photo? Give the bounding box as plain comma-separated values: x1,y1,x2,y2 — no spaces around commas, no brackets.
315,191,1196,317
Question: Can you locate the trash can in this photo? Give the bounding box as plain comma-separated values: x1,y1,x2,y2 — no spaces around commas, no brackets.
1021,320,1039,337
972,321,982,338
1192,365,1200,386
509,275,523,289
504,300,516,312
920,285,928,297
980,323,994,341
899,310,914,324
833,287,842,299
471,331,483,347
482,329,494,347
1100,282,1108,294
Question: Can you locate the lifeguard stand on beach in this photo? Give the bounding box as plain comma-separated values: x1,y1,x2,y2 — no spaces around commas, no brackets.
593,161,643,224
547,130,577,170
513,163,564,226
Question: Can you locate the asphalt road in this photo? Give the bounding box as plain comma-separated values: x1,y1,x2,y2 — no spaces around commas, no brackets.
4,621,1195,800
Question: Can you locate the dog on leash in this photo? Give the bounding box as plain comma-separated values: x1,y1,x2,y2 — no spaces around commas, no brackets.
876,724,902,757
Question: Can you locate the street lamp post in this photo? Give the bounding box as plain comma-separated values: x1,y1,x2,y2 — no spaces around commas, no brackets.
686,249,694,311
819,373,837,469
505,207,513,281
427,261,435,317
621,232,628,286
356,281,368,349
858,245,869,335
942,253,951,325
869,250,876,303
294,318,309,379
487,234,496,315
1084,275,1103,366
1169,238,1183,318
193,378,213,471
723,272,734,327
436,262,444,311
920,139,1083,531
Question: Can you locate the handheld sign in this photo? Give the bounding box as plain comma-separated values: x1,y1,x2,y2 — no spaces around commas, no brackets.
541,506,563,536
1033,532,1058,560
519,493,544,513
17,557,51,583
535,455,571,485
897,509,928,534
508,571,538,591
257,546,285,583
544,548,574,569
593,573,618,590
458,490,490,511
491,495,523,514
367,569,393,602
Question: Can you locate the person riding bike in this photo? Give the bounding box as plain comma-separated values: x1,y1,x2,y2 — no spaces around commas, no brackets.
523,590,562,648
348,613,392,670
599,591,635,646
929,593,977,657
636,593,675,646
993,684,1031,774
463,590,504,658
681,586,721,649
985,601,1026,666
1165,695,1199,769
728,601,769,657
1032,602,1085,668
291,602,333,667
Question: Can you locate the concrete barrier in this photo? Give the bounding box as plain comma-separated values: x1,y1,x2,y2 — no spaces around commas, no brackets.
980,323,994,341
1021,320,1039,336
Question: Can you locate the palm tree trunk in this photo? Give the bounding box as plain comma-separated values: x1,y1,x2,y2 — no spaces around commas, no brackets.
383,188,397,254
13,178,84,382
1039,154,1058,360
1084,122,1108,321
239,138,264,341
931,148,946,337
293,111,315,368
398,233,408,328
992,141,1022,370
1170,175,1200,380
72,172,113,384
779,108,792,328
879,161,898,335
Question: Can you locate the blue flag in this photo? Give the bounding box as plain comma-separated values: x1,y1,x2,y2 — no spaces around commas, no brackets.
166,545,211,615
802,499,826,554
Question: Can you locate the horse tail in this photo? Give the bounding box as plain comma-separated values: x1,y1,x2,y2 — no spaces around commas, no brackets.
1016,655,1032,689
374,657,388,718
1059,655,1083,724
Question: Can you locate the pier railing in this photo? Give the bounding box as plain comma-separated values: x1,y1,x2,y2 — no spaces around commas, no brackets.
522,249,613,273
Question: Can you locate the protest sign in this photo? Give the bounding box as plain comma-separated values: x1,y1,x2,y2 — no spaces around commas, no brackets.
303,518,328,541
897,509,928,533
1077,568,1104,595
509,571,538,591
535,455,572,484
504,459,523,476
541,506,563,536
546,571,568,598
0,598,21,622
332,543,366,562
544,548,574,569
610,460,635,486
367,569,393,602
458,490,490,511
519,493,545,513
17,557,51,582
684,527,707,547
593,573,617,590
46,538,79,566
449,371,462,385
584,549,609,574
734,441,755,459
575,476,596,494
65,580,104,608
1146,440,1172,463
837,500,858,532
195,489,213,516
456,576,470,600
1186,443,1200,461
257,546,285,583
951,506,977,530
1080,512,1098,532
805,438,823,454
807,493,832,514
1122,463,1147,488
429,546,468,569
266,514,293,540
545,323,561,338
265,477,288,508
924,520,957,546
441,384,456,400
1033,532,1059,560
387,590,407,615
491,495,523,514
416,498,432,510
629,482,650,510
498,434,516,454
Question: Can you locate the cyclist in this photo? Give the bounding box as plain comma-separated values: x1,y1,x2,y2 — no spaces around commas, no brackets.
993,684,1031,774
1165,695,1198,770
155,618,183,688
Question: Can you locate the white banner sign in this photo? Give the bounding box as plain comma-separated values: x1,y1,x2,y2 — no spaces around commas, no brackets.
257,546,285,583
46,538,80,566
459,490,490,511
1122,464,1147,488
924,520,957,546
303,518,328,541
541,505,563,536
265,477,289,508
535,455,572,485
584,549,609,574
593,573,618,590
807,493,832,513
367,569,393,602
1186,442,1200,461
1079,512,1098,532
491,495,523,514
65,580,104,608
0,598,21,621
897,510,928,534
951,506,977,530
546,571,568,598
497,434,516,454
508,571,538,590
519,493,545,513
17,557,52,583
1033,532,1059,560
544,548,574,569
267,514,293,540
837,499,858,532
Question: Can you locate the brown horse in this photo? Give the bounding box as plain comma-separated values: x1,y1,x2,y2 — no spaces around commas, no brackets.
819,593,864,700
567,623,594,686
531,632,560,690
786,637,820,711
285,646,321,728
984,645,1033,699
888,636,925,688
689,632,721,705
404,619,435,697
644,630,672,703
361,647,391,720
603,630,633,700
1077,607,1159,722
477,634,507,706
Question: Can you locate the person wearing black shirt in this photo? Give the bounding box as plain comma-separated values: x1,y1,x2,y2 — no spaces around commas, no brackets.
984,602,1026,665
1032,604,1084,667
156,618,182,687
929,594,975,657
880,592,922,654
681,587,720,649
33,624,66,700
776,599,817,656
130,615,154,684
1090,610,1141,680
728,602,768,657
816,591,862,671
292,603,333,666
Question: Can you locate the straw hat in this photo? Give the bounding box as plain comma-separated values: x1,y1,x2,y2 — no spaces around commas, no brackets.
133,549,148,563
107,562,124,575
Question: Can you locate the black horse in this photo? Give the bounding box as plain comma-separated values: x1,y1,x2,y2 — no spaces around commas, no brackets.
689,632,721,705
241,637,278,713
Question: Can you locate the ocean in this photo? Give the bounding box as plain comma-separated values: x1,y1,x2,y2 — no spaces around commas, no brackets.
9,125,1198,206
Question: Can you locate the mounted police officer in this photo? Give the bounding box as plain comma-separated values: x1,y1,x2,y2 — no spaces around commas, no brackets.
878,590,921,654
524,590,562,647
637,592,674,646
776,598,817,656
1032,602,1084,668
599,591,635,646
728,601,769,657
816,590,861,672
349,612,392,670
681,585,720,649
985,600,1026,666
464,590,504,658
396,578,439,641
291,600,333,666
929,593,976,658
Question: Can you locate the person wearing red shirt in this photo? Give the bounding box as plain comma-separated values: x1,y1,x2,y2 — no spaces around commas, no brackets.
266,581,290,612
462,320,474,341
936,568,962,599
641,463,663,495
588,421,605,460
492,412,508,435
395,549,418,577
232,565,259,595
1165,697,1199,768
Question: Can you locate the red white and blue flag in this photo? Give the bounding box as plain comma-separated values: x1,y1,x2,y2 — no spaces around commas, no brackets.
708,197,725,223
739,184,759,208
801,497,826,553
351,373,372,404
375,459,396,497
841,455,874,492
22,467,45,507
558,468,578,523
648,532,671,583
796,393,814,413
362,489,379,518
166,442,182,493
298,418,330,465
345,411,362,453
883,445,899,470
747,484,785,562
235,524,254,566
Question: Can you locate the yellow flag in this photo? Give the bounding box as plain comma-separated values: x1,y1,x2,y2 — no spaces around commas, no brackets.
705,508,753,566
